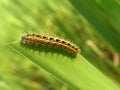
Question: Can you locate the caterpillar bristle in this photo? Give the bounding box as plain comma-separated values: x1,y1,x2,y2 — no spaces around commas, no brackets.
21,34,80,56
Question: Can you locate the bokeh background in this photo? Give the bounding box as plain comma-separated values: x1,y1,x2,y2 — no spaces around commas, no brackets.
0,0,120,90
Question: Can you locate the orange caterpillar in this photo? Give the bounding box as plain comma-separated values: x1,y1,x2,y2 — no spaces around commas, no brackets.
21,34,80,55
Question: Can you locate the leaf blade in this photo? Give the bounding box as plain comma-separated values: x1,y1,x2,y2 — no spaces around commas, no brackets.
8,41,120,90
69,0,120,54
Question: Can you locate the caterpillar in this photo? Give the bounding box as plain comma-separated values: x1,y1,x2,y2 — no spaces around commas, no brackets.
21,34,80,56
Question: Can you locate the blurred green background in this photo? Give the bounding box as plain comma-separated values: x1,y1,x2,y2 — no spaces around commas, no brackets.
0,0,120,90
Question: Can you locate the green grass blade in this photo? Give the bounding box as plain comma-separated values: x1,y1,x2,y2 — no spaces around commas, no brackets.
8,41,120,90
69,0,120,54
96,0,120,30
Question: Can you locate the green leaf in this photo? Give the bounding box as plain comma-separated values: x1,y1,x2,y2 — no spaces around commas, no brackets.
96,0,120,30
69,0,120,54
8,41,120,90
